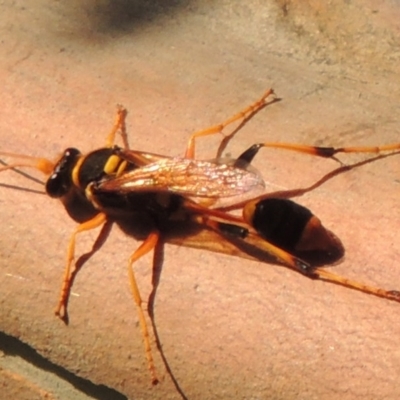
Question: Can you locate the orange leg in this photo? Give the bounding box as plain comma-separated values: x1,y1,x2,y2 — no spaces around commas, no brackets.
187,200,400,303
184,200,314,274
222,220,400,302
105,105,129,149
184,88,276,159
127,230,160,385
54,212,107,318
256,142,400,159
0,151,55,176
231,224,400,303
231,140,400,173
315,267,400,301
244,225,400,302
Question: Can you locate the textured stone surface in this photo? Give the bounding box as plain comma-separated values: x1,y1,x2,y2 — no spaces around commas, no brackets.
1,1,400,399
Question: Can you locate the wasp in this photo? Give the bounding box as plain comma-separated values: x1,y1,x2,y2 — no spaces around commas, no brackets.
1,89,400,385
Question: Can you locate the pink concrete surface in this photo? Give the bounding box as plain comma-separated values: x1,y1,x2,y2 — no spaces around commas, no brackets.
1,1,400,399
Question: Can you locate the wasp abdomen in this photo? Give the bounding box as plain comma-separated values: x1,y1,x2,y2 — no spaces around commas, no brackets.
243,198,337,254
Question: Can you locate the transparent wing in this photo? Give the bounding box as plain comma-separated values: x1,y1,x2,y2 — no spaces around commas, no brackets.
97,157,265,199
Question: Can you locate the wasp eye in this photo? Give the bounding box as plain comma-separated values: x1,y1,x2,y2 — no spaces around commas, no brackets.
45,148,80,198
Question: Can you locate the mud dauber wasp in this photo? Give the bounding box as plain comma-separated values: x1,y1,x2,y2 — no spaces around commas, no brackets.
1,88,400,384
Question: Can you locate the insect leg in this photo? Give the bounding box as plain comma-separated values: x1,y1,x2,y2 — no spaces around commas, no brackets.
127,230,160,385
184,88,275,159
105,105,129,149
234,142,400,167
203,213,400,303
188,206,316,276
239,196,400,303
0,152,55,175
55,212,107,319
208,220,315,275
314,267,400,302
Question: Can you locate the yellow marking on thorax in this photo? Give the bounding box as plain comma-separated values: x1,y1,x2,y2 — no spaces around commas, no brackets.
104,155,128,177
71,155,85,188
